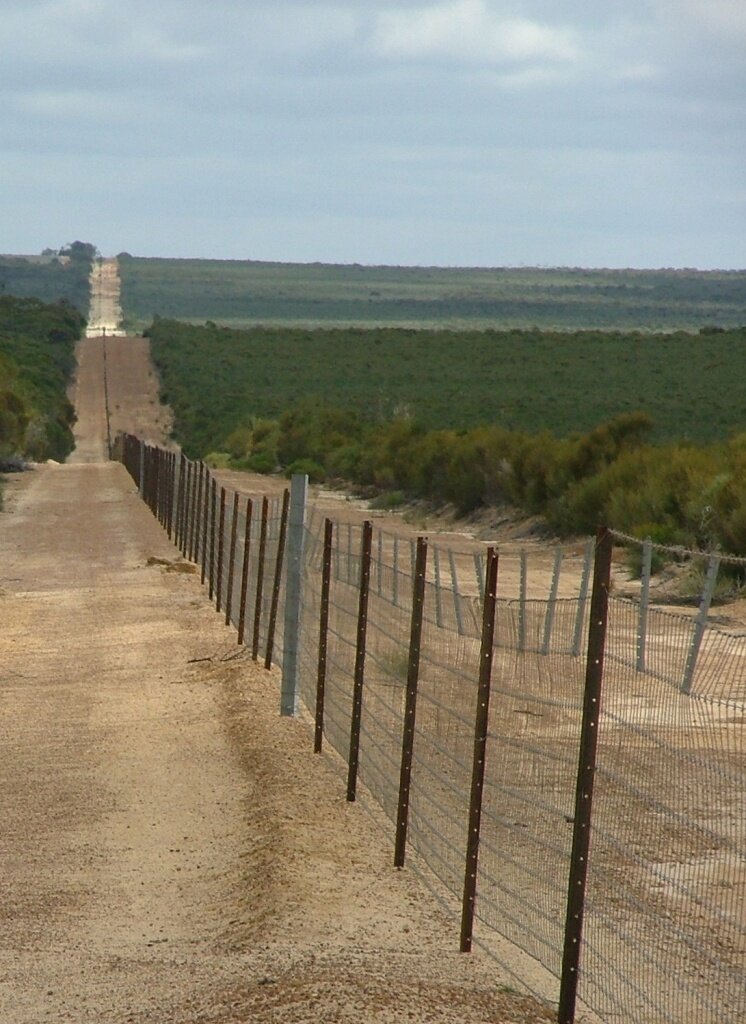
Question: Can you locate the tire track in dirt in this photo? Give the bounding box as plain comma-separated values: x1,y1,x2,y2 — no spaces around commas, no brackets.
0,335,558,1023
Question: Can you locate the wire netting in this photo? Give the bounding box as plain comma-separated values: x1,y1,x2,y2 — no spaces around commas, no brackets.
122,440,746,1024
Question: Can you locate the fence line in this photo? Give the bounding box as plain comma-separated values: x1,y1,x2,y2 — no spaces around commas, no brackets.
118,435,745,1024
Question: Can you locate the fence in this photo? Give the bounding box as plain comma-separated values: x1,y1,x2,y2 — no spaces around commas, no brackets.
119,435,746,1024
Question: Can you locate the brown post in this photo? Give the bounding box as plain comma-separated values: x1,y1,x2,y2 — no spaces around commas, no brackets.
314,518,334,753
264,488,290,669
558,527,613,1024
460,546,499,953
346,521,373,803
155,449,162,523
216,486,227,612
192,462,204,564
208,477,217,600
179,455,190,552
174,452,184,545
237,498,253,645
252,496,269,659
176,456,186,551
225,491,240,626
394,536,428,868
200,469,210,584
184,459,194,556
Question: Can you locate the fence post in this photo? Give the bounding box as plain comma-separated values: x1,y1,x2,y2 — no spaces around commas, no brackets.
558,527,613,1024
433,546,444,627
394,536,428,868
474,551,485,604
448,548,465,636
139,439,145,497
637,537,653,672
224,491,240,626
393,535,399,607
265,488,290,669
237,498,253,645
177,457,188,553
346,520,373,801
460,546,499,953
518,549,528,651
200,470,211,584
681,553,720,694
542,547,563,655
571,539,594,657
252,497,269,659
216,487,227,613
208,477,218,602
281,474,309,716
314,519,334,753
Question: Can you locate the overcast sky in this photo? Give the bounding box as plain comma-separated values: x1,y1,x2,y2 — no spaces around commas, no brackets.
1,0,744,267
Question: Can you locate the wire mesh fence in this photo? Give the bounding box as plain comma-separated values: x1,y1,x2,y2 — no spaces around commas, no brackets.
119,435,745,1024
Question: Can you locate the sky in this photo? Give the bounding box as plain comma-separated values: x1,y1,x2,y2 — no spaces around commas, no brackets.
1,0,744,268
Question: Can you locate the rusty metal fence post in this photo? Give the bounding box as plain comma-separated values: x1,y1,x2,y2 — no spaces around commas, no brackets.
200,469,210,585
558,527,613,1024
208,477,217,600
265,488,290,669
216,486,227,613
314,518,334,753
394,535,428,868
460,546,499,953
252,496,269,659
237,498,253,646
225,491,240,626
346,520,373,803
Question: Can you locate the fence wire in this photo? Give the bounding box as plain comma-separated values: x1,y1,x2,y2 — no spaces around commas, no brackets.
121,438,746,1024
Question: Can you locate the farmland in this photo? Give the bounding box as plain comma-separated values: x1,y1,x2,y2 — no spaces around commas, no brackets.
148,319,746,452
120,256,746,332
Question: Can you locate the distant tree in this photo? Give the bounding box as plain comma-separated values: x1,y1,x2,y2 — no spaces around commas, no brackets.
60,241,98,263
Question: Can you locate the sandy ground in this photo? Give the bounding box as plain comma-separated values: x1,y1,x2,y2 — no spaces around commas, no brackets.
0,337,556,1022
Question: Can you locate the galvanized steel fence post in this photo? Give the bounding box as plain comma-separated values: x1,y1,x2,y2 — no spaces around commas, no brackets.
681,553,720,694
281,474,308,716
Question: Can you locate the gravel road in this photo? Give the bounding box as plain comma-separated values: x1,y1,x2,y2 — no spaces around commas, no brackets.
0,336,556,1023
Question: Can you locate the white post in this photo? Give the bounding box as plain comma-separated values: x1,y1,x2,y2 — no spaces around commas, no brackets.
281,474,308,716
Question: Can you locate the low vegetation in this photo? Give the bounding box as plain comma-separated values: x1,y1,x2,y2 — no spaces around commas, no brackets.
149,318,746,555
0,241,96,314
0,296,84,483
121,256,746,332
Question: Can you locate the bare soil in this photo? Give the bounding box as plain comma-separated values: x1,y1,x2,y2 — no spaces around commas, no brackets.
0,337,556,1022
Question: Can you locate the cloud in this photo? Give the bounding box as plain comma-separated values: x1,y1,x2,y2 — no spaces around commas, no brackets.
371,0,579,65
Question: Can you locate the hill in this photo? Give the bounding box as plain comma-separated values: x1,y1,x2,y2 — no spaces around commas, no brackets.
120,257,746,332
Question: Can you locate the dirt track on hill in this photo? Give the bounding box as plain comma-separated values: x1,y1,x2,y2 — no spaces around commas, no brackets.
0,336,557,1022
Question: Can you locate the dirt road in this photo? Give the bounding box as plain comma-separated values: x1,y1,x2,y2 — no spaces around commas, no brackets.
0,337,555,1022
86,258,125,338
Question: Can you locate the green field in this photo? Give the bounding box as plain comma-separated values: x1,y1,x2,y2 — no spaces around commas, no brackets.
148,319,746,456
0,244,94,314
147,318,746,552
120,256,746,333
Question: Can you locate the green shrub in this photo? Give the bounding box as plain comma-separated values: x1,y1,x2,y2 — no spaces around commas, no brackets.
285,457,325,482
